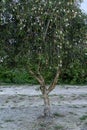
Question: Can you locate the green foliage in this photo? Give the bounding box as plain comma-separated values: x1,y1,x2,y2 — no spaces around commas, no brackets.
54,125,64,130
0,67,37,84
60,59,87,84
0,63,87,84
0,0,87,85
0,69,14,83
80,115,87,121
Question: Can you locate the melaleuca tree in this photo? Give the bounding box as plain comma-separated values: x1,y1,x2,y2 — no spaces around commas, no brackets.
0,0,87,116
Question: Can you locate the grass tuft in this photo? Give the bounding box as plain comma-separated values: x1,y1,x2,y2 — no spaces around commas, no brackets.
80,115,87,121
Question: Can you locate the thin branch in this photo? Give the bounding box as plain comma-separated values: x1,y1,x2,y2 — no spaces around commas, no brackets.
43,2,58,42
26,65,41,84
47,68,61,94
29,69,46,94
37,70,46,94
43,19,51,41
29,69,43,84
26,65,45,86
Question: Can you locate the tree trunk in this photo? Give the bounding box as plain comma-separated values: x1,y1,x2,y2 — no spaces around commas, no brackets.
43,92,50,117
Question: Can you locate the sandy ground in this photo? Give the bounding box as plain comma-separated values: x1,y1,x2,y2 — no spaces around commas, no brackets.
0,85,87,130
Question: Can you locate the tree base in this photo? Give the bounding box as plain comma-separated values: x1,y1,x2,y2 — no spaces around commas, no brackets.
37,114,53,124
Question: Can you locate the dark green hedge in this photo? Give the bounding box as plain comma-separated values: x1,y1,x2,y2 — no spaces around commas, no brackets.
0,64,87,85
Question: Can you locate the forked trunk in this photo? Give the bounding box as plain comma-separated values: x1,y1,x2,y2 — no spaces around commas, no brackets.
28,67,60,117
43,92,50,117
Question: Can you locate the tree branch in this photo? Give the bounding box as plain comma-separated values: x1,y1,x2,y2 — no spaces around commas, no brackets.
29,69,43,84
43,19,51,41
43,2,58,42
47,68,61,94
26,65,45,87
29,69,46,94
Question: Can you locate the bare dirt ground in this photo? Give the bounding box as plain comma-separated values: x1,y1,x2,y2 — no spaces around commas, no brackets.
0,85,87,130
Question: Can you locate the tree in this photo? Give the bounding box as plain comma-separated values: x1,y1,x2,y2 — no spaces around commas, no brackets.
0,0,87,116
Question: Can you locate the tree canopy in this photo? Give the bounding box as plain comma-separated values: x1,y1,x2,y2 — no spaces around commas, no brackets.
0,0,87,73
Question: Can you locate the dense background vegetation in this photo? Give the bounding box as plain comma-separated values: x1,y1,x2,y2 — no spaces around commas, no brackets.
0,0,87,85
